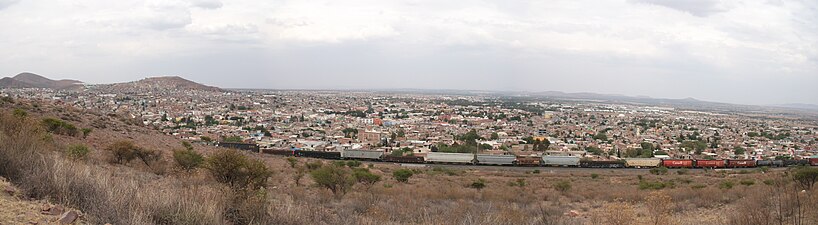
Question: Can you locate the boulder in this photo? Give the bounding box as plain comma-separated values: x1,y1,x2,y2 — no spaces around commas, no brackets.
58,211,79,224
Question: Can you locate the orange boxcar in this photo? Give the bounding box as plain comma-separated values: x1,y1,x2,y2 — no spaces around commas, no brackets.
662,159,694,168
695,160,726,168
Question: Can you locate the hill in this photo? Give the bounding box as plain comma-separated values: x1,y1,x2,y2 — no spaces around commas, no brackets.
0,72,83,89
102,76,223,92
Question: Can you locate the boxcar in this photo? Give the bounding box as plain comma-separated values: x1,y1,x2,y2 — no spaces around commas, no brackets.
475,154,516,166
580,160,626,168
542,156,580,167
695,159,726,168
341,150,384,160
624,158,661,168
295,150,342,159
663,159,694,168
261,149,294,156
515,156,541,166
425,152,475,164
727,159,756,168
383,155,425,163
811,158,818,166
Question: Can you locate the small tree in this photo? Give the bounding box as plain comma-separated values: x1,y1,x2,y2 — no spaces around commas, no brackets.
106,140,139,164
352,168,381,190
66,144,90,160
205,149,272,190
293,166,306,186
134,148,161,166
173,149,204,172
393,169,414,183
792,166,818,190
310,165,355,197
286,157,298,168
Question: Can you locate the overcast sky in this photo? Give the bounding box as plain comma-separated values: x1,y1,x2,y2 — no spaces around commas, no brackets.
0,0,816,105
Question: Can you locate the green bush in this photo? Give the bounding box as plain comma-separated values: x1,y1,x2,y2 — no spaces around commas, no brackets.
81,128,93,138
393,169,414,183
470,179,487,190
719,181,735,189
310,165,355,196
346,160,362,168
66,144,90,160
205,149,272,190
305,161,324,171
41,118,79,136
352,168,381,190
533,169,541,174
590,173,599,179
676,168,689,175
508,178,527,187
639,180,674,190
691,184,707,189
739,180,755,186
554,180,571,192
650,167,668,175
173,149,204,172
792,166,818,190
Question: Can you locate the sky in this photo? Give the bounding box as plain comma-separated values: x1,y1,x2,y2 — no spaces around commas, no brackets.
0,0,816,105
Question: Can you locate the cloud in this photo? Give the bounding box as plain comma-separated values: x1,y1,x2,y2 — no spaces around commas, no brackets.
0,0,20,10
632,0,727,17
190,0,222,9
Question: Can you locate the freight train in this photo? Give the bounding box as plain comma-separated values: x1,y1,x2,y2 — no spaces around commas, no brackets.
257,148,818,169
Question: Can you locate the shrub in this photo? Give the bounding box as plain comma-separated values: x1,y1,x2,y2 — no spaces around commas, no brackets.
650,167,668,175
173,149,204,172
639,180,673,190
205,149,272,190
286,157,297,168
81,128,93,138
393,169,414,183
645,191,674,225
41,118,79,136
762,179,775,185
691,184,707,189
310,165,355,196
508,178,527,187
66,144,91,160
533,169,541,174
352,168,381,190
719,181,734,189
554,180,571,192
431,166,462,176
106,141,140,164
181,141,193,151
346,160,362,168
739,179,755,186
470,178,487,190
134,148,161,166
591,173,599,179
638,175,643,180
305,161,323,171
676,168,688,175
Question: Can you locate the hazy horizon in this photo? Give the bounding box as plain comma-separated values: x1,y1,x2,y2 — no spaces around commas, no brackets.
1,0,816,105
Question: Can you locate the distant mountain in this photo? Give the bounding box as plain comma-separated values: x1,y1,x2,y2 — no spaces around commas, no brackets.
0,72,83,89
769,103,818,111
105,76,223,92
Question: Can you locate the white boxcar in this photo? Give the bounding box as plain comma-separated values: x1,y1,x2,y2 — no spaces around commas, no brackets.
623,158,661,168
341,150,384,160
541,155,581,167
476,154,516,165
425,152,475,164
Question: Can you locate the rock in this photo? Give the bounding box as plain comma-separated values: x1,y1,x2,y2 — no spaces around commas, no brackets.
41,204,64,215
4,185,16,195
58,211,79,224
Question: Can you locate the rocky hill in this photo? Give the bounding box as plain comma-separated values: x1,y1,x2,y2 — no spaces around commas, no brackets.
101,76,223,92
0,73,83,90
